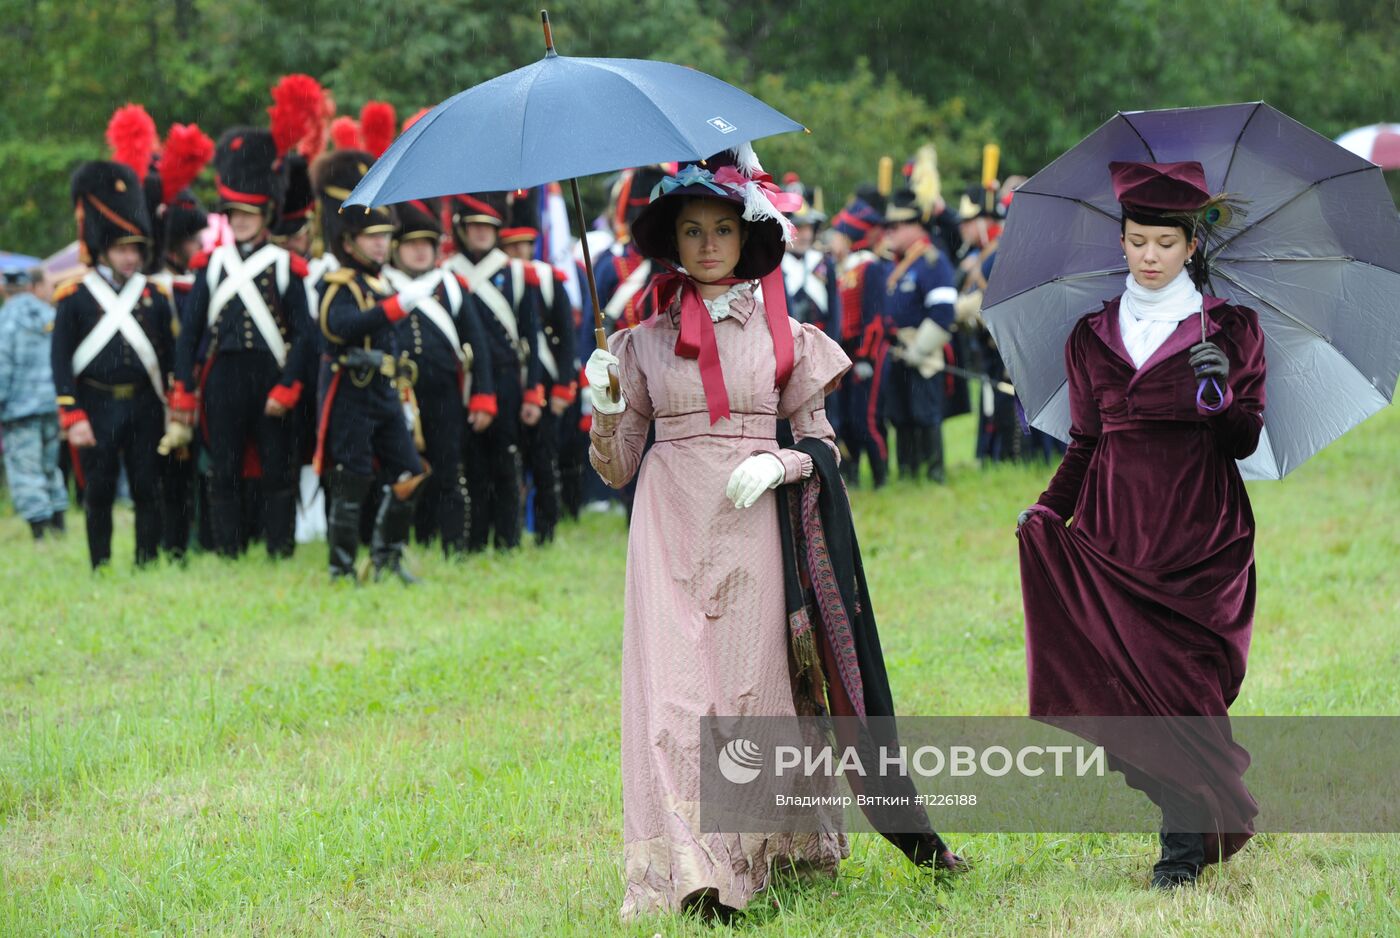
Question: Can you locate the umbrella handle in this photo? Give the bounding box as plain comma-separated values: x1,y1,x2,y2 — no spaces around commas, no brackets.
594,325,621,400
1196,377,1226,412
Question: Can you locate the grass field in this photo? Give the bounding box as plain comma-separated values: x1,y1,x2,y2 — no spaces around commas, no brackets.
2,408,1398,936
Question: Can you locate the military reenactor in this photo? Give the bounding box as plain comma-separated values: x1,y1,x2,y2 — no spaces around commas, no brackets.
953,183,1019,463
592,166,668,331
881,188,959,483
270,153,316,258
440,191,546,552
311,149,434,582
383,196,497,556
273,151,332,544
827,193,891,487
52,161,176,569
150,175,212,560
166,128,313,559
779,183,839,332
500,187,577,545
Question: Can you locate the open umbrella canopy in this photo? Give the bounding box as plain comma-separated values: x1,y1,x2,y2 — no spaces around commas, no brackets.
0,251,41,274
344,51,804,208
984,102,1400,480
1335,123,1400,170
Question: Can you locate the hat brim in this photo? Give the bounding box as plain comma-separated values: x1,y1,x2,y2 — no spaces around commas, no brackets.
630,187,785,280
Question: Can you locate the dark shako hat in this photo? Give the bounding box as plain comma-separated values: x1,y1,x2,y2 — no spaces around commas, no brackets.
313,148,395,271
71,160,153,264
214,127,284,218
499,187,540,246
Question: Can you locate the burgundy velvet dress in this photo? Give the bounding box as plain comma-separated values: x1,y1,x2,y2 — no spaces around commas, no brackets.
1017,294,1266,862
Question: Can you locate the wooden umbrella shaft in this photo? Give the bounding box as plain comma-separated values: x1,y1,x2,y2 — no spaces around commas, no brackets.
569,176,621,400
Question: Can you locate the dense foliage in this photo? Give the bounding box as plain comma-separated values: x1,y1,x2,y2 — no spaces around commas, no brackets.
3,0,1396,252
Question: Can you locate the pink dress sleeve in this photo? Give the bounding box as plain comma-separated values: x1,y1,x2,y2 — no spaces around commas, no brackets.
589,328,653,489
774,321,852,483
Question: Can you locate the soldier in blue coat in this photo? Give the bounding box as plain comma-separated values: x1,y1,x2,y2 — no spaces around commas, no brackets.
169,128,313,560
383,196,497,556
441,191,547,551
500,187,578,545
52,161,176,568
880,189,959,482
311,150,434,583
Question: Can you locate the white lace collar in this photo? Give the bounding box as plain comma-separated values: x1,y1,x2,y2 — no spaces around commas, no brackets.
701,281,754,322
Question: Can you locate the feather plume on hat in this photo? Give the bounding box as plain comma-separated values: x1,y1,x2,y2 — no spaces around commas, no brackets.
107,104,159,180
159,124,214,206
268,74,326,158
909,144,941,222
359,102,397,158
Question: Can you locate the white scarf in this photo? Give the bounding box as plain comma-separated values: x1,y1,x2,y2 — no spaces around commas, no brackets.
1119,270,1202,369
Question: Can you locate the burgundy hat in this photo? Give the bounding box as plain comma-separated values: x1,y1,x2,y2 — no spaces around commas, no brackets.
629,146,797,280
1109,160,1211,213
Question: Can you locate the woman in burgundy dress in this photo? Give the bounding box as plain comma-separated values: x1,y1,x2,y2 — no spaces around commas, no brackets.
1015,161,1266,888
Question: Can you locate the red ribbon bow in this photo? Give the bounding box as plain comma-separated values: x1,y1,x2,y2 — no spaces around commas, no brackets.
650,265,795,425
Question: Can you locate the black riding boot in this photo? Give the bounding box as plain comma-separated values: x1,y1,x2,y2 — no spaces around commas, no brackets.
327,470,371,582
372,473,429,584
208,491,244,559
263,485,298,559
924,426,946,484
1152,832,1204,889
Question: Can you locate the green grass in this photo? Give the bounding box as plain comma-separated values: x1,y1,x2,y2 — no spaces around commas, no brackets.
2,407,1398,936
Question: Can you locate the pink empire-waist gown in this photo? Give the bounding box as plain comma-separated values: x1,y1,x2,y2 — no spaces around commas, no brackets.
590,283,851,919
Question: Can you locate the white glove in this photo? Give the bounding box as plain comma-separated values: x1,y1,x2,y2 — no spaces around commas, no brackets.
853,361,875,381
394,277,436,314
725,453,786,509
157,420,193,456
585,348,626,415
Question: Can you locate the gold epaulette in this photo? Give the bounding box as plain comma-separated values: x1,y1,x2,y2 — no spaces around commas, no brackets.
322,268,357,285
53,276,83,302
150,280,172,299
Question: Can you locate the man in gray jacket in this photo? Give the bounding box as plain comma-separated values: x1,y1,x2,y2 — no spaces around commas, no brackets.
0,268,68,538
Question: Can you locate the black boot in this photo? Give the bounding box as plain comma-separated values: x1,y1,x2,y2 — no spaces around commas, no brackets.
48,510,66,535
208,490,244,559
372,472,429,584
1152,832,1204,889
439,470,471,558
133,499,161,567
30,519,48,541
327,470,371,582
870,450,889,489
924,427,946,484
895,425,917,480
262,485,297,559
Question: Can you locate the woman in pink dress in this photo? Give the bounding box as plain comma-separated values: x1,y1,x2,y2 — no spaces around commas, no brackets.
587,148,866,920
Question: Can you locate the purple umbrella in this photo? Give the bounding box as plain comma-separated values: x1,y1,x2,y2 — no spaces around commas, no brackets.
984,101,1400,479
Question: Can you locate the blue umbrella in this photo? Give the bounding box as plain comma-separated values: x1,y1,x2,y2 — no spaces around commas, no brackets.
344,20,803,205
0,251,42,275
344,12,805,395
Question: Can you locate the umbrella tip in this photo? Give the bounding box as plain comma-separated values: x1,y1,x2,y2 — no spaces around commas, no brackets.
803,127,812,135
540,9,556,56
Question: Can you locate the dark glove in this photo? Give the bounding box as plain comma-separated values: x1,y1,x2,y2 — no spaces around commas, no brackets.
1189,341,1229,382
